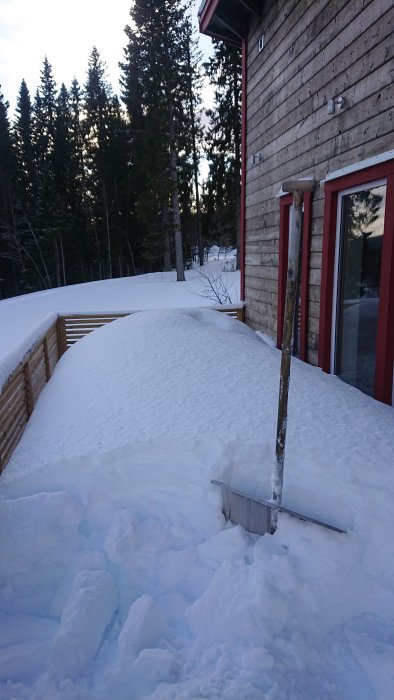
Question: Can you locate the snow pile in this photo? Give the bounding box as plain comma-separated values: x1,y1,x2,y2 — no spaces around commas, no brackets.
0,265,239,388
0,313,57,392
0,309,393,699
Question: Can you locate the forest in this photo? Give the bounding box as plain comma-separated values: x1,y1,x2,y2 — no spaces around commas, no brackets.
0,0,241,299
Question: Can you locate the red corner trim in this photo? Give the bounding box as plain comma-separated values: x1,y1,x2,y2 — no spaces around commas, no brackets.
318,188,338,371
240,38,247,301
299,191,312,362
375,173,394,404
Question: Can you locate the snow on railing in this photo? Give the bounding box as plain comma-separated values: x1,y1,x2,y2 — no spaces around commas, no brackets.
0,317,62,472
0,305,245,472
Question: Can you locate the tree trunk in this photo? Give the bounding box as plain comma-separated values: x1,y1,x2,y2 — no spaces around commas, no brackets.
54,239,61,287
60,233,66,286
186,44,203,267
103,185,112,279
124,231,136,276
169,112,185,282
162,200,172,271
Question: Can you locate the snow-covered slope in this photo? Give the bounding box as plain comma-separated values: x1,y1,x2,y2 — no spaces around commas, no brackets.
0,265,239,389
0,309,393,699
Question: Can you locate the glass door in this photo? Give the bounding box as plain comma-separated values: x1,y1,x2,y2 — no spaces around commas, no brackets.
335,183,386,396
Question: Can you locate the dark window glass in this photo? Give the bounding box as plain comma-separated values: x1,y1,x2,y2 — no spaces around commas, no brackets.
336,185,386,396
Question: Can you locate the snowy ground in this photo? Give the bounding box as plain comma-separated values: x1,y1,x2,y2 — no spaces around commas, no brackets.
0,261,239,389
1,280,394,699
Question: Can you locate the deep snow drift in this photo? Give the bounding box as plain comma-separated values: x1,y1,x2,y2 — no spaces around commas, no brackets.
0,309,393,699
0,263,239,390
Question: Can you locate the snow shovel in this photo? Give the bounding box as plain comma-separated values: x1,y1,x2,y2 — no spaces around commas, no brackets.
212,179,346,536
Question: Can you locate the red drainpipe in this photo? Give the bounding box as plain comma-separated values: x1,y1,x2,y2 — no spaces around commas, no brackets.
240,38,247,302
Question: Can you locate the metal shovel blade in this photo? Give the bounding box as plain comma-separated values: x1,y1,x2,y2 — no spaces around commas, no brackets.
211,480,346,535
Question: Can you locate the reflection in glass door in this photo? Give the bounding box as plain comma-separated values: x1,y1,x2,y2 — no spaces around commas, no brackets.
335,184,386,396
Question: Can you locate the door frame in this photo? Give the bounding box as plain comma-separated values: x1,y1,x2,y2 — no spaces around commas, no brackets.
318,160,394,405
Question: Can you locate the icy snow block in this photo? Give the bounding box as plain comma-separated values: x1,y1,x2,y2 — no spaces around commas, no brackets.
212,480,272,535
117,595,167,666
132,648,178,691
48,570,117,684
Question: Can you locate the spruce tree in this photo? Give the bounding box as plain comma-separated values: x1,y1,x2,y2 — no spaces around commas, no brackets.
0,88,21,296
31,57,62,287
84,47,130,279
203,41,242,263
184,25,204,266
68,78,93,281
14,79,35,213
121,0,201,280
121,17,174,273
53,83,71,284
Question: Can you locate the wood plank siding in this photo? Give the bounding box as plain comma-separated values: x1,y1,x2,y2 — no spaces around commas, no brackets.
244,0,394,360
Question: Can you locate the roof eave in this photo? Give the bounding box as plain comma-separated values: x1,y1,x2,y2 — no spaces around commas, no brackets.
199,0,252,47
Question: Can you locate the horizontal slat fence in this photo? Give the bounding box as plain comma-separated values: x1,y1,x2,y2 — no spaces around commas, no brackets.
59,313,133,349
0,305,245,472
59,306,245,348
0,320,61,473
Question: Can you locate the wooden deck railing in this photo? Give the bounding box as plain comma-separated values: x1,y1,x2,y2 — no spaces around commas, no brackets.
0,319,63,472
0,304,245,473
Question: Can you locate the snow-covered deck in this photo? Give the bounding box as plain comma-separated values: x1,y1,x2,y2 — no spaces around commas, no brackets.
0,305,244,473
0,308,393,698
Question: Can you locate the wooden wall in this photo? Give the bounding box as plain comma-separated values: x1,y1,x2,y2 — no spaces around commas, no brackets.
244,0,394,364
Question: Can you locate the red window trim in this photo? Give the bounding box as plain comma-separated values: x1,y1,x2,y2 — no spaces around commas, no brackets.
277,191,312,362
318,160,394,405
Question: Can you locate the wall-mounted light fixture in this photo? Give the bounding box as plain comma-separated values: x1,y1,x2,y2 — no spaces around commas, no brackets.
327,96,346,114
258,34,264,52
252,152,263,164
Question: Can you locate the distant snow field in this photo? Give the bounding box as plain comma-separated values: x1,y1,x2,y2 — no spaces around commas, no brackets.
0,260,239,389
0,271,394,699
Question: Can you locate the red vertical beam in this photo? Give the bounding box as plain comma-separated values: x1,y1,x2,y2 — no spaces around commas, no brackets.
318,184,338,371
299,191,312,362
375,173,394,405
277,195,292,348
240,38,247,302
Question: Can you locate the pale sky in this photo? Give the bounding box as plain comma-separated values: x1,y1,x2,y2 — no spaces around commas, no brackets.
0,0,213,115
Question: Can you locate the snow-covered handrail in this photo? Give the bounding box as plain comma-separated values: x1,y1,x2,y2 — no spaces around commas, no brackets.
0,316,62,472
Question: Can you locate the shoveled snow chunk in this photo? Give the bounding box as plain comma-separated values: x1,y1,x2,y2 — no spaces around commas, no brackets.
197,525,249,562
241,647,275,672
0,491,83,581
186,560,287,642
103,509,137,567
116,595,167,667
132,648,178,690
0,613,58,682
48,569,117,684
